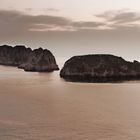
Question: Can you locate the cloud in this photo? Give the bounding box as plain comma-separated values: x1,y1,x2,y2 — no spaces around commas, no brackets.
25,8,33,12
0,10,71,36
110,12,140,23
72,21,105,30
45,8,60,12
30,24,75,32
96,10,140,29
1,9,140,38
0,10,106,36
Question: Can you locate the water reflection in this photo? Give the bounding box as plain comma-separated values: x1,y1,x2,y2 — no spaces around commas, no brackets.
0,65,140,140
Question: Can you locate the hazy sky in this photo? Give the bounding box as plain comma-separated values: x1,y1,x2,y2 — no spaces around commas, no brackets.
1,0,140,20
1,0,140,62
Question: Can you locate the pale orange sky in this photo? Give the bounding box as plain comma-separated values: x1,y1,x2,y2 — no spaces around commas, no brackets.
1,0,140,20
1,0,140,62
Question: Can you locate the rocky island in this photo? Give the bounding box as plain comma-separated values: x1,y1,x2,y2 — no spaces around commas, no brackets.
0,45,59,72
60,54,140,82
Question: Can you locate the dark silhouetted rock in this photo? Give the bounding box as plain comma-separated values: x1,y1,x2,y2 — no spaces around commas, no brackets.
0,45,59,72
60,54,140,82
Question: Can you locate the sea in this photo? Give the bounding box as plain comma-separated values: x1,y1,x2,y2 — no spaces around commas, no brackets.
0,64,140,140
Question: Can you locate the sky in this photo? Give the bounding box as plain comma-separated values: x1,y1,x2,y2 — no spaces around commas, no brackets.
1,0,140,62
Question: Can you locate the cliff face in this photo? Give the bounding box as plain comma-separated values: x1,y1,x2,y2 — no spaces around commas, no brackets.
0,45,59,72
60,54,140,82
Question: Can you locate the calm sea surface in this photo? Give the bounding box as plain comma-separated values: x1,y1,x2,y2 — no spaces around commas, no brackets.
0,65,140,140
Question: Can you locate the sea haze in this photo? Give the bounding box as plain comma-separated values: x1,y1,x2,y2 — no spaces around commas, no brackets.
0,65,140,140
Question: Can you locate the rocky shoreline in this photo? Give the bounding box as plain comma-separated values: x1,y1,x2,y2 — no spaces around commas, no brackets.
60,54,140,83
0,45,59,72
1,45,140,83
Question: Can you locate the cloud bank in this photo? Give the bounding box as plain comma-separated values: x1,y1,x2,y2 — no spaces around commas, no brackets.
1,9,140,60
1,9,140,37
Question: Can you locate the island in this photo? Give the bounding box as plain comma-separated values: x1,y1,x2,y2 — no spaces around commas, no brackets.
0,45,59,72
60,54,140,82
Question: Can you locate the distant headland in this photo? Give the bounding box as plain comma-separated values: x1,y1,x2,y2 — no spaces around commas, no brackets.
60,54,140,83
0,45,59,72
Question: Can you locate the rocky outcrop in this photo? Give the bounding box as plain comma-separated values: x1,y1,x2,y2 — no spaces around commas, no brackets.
0,45,59,72
60,54,140,82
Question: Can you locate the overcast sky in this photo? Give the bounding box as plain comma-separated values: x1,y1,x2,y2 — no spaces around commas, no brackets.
1,0,140,62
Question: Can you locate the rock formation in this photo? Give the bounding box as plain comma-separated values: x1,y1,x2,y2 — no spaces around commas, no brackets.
0,45,59,72
60,54,140,82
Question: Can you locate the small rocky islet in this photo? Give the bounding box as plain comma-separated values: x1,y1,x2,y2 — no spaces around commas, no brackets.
60,54,140,82
0,45,59,72
1,45,140,82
